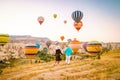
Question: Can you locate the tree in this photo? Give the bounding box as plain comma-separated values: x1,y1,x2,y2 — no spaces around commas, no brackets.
46,40,52,54
46,40,52,48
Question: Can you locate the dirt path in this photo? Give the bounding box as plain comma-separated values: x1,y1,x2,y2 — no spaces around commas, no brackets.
1,60,94,80
30,63,91,80
1,57,120,80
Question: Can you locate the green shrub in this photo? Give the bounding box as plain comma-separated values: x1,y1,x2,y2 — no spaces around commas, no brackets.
36,50,55,62
0,61,10,74
101,47,110,54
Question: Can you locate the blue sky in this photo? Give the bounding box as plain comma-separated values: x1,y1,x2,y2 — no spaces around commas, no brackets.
0,0,120,42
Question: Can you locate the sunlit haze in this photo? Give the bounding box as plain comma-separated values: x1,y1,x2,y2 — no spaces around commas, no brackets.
0,0,120,42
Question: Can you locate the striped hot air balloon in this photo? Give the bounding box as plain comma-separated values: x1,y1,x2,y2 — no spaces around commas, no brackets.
24,45,39,59
86,41,103,56
71,10,83,23
69,38,81,53
0,34,10,46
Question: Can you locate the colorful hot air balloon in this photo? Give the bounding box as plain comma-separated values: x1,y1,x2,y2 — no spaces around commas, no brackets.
64,20,67,24
74,21,83,31
69,38,81,53
71,10,83,23
53,14,57,19
24,44,39,59
60,36,64,41
37,16,44,25
35,43,40,48
0,34,10,46
86,41,103,56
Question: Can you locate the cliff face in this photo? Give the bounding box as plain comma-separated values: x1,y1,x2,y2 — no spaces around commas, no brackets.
9,35,51,43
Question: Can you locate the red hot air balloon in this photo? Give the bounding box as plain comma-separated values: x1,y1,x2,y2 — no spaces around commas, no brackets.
37,16,44,25
74,21,83,31
60,36,65,41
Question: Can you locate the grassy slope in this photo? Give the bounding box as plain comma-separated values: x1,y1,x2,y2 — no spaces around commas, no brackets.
0,49,120,80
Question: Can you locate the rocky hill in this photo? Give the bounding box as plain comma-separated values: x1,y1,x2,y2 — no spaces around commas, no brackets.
9,35,51,43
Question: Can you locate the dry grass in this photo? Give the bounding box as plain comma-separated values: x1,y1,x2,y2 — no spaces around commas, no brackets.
0,49,120,80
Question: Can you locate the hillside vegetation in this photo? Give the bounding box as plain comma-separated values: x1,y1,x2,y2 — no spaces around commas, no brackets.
0,49,120,80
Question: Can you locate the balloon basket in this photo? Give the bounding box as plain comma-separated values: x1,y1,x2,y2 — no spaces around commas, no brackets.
25,54,36,59
89,53,98,56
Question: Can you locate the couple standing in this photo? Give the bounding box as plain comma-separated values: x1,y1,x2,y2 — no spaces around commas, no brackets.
54,45,73,66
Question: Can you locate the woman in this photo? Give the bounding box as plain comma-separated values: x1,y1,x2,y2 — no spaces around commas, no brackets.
64,45,73,65
54,46,62,66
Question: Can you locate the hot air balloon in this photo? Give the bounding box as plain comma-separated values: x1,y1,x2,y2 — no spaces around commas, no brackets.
86,41,103,56
24,44,39,59
71,10,83,23
0,34,10,46
53,14,57,19
55,41,59,45
69,38,81,53
82,42,88,51
35,43,40,48
67,39,72,43
74,21,83,31
64,20,67,24
37,16,44,25
60,36,65,41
